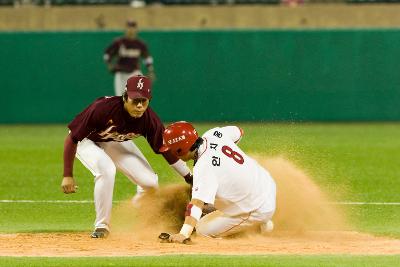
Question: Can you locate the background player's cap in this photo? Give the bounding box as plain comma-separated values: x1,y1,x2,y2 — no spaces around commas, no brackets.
126,75,152,100
126,20,137,27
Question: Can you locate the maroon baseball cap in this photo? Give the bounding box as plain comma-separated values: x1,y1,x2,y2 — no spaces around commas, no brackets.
126,75,152,100
126,20,137,27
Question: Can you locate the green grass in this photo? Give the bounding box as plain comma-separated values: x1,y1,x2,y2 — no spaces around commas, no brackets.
1,123,399,265
1,255,400,267
0,203,94,232
0,123,400,236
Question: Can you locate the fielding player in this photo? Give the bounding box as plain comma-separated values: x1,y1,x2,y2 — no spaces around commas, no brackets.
103,20,155,96
61,76,192,238
159,122,276,243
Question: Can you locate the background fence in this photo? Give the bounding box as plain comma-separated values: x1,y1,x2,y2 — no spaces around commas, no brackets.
1,29,399,123
2,0,400,6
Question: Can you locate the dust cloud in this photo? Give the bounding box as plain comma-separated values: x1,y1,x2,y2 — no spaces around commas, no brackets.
255,156,348,232
112,184,191,239
112,156,348,239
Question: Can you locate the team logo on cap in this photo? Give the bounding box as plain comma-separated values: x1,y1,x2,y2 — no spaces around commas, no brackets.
137,78,144,90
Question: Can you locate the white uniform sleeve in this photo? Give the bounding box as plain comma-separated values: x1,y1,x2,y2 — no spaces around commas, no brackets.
203,126,243,144
192,168,218,204
220,126,243,143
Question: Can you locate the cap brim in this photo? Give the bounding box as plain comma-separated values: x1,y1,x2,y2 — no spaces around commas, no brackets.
159,145,170,153
127,91,150,100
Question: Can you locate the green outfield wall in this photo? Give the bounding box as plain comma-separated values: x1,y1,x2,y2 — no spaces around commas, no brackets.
0,30,399,123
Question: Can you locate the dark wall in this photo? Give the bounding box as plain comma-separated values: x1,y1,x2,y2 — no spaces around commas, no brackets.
1,29,399,123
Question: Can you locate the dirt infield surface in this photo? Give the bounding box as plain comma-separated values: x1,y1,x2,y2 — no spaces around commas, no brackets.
1,231,400,256
2,157,399,257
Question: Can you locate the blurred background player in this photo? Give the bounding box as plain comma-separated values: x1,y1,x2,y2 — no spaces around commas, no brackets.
103,20,155,96
159,122,276,243
61,76,192,238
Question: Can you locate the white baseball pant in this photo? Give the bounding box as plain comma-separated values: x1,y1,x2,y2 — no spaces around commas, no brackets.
196,182,276,238
114,70,142,96
76,138,158,230
196,209,274,238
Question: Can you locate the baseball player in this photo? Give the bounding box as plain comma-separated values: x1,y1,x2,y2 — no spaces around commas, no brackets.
103,20,155,96
159,122,276,243
61,76,192,238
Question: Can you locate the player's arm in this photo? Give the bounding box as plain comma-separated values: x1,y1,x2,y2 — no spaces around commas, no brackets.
141,43,155,81
168,168,217,244
143,55,154,72
61,133,78,194
169,198,204,244
162,151,193,185
61,101,101,193
103,40,119,72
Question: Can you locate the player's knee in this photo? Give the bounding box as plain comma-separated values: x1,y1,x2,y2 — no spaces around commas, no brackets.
103,163,116,178
95,163,116,181
196,220,218,238
140,173,158,189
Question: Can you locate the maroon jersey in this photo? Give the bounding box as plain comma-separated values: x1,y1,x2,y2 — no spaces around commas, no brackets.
104,37,149,73
68,96,163,154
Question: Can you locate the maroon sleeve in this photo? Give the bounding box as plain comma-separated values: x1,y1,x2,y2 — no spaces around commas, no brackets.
144,108,179,165
63,134,77,177
162,150,179,165
104,39,120,62
139,40,150,58
68,99,104,142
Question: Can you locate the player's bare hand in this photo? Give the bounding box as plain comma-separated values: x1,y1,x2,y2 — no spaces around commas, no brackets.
107,64,117,74
169,233,190,244
61,176,78,194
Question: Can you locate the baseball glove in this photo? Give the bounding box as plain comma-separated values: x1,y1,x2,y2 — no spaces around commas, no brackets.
158,232,192,245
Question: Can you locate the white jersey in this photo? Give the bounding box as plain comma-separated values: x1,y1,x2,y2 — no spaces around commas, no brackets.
192,126,276,216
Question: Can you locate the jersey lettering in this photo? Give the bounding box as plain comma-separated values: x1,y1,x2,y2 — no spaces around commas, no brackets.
98,125,140,141
119,45,141,58
210,143,218,150
212,156,221,166
213,131,223,138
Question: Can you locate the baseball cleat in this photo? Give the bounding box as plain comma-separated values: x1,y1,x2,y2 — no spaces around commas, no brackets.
260,220,274,234
91,228,109,238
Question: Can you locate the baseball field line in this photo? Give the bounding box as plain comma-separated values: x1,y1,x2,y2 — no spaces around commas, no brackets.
0,200,400,205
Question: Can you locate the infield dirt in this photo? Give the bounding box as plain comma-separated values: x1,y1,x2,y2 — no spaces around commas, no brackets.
1,157,399,256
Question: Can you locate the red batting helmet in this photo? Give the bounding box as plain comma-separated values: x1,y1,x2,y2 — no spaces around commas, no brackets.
159,121,198,157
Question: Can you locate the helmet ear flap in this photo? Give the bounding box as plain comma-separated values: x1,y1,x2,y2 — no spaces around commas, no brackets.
189,138,204,152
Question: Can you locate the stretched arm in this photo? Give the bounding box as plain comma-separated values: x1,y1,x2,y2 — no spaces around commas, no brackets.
61,134,78,194
103,40,119,72
144,56,155,81
169,198,204,243
162,151,193,185
141,44,155,80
